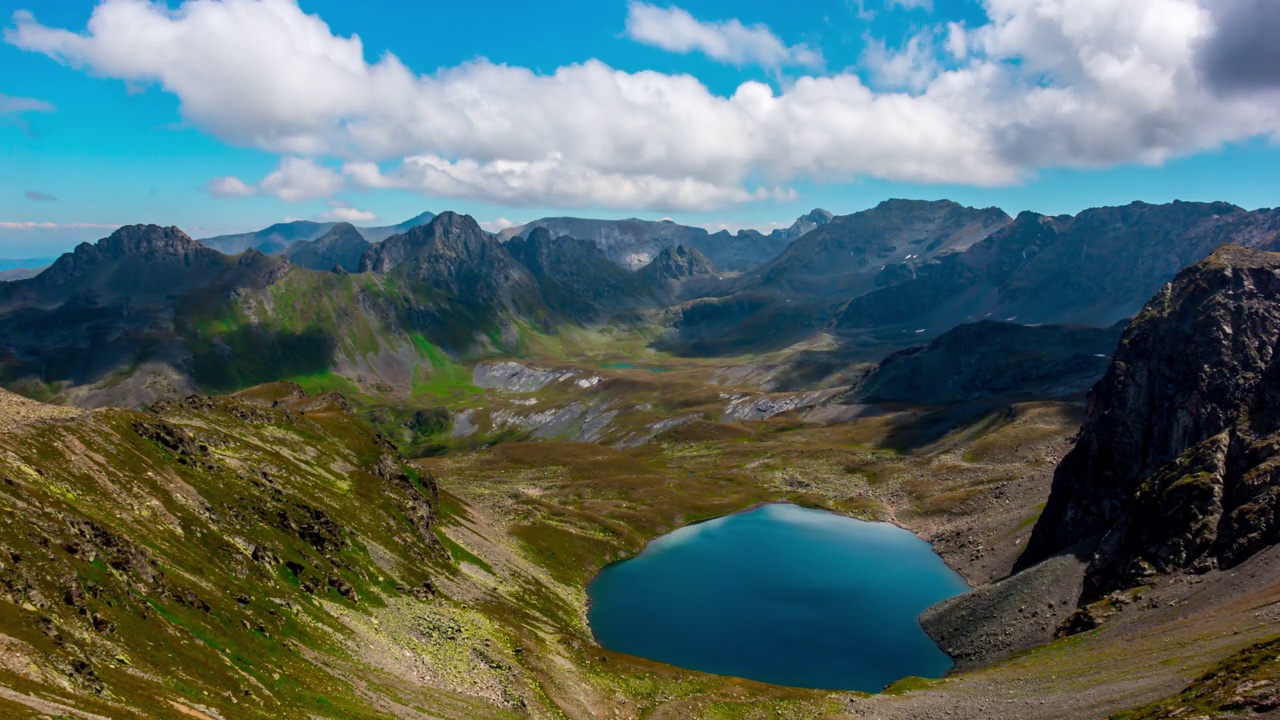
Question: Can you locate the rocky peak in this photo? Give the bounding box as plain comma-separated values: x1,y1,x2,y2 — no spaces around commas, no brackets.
287,222,370,273
358,211,543,319
638,244,715,283
1020,245,1280,597
31,224,225,291
775,208,833,241
507,227,653,320
359,211,491,275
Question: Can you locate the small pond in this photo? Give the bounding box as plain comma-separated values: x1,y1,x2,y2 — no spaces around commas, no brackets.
587,503,968,691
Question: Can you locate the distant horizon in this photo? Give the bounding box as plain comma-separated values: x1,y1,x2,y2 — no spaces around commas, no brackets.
3,193,1277,263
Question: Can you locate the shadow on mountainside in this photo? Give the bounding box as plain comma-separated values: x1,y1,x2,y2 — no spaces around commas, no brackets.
187,325,336,393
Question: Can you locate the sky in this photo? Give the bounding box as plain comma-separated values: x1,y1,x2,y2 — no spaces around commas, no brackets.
1,0,1279,258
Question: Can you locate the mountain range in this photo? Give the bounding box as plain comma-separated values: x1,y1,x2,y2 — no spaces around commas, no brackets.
198,211,438,256
2,199,1278,410
499,208,831,271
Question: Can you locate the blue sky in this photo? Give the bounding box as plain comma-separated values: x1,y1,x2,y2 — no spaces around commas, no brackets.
1,0,1278,257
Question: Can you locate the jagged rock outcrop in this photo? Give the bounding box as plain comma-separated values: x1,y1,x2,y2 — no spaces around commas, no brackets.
638,245,715,284
1020,245,1280,598
286,222,371,272
637,245,718,303
360,212,537,301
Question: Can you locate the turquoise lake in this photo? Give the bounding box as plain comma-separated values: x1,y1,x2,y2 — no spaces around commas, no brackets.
587,503,969,691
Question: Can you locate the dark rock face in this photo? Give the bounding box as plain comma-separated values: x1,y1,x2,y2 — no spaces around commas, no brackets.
850,320,1124,404
637,245,719,305
506,227,653,321
286,222,371,273
359,211,550,347
30,225,228,297
1021,245,1280,598
638,245,715,283
360,211,542,308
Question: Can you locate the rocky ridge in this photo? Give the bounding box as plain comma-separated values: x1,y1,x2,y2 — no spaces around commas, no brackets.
1021,245,1280,598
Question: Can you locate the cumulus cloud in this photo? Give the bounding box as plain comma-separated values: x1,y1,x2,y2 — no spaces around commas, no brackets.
258,157,343,201
207,176,255,198
24,191,57,201
0,93,54,115
344,155,796,212
7,0,1280,211
624,2,822,69
862,32,941,92
479,218,515,233
207,157,344,202
318,199,376,223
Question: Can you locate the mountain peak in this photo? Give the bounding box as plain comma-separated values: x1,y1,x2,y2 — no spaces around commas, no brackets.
286,222,370,272
639,244,715,282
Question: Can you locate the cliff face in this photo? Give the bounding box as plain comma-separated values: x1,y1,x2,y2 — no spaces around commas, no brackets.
1021,245,1280,597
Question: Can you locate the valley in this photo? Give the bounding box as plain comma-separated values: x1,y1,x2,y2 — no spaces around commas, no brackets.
7,1,1280,716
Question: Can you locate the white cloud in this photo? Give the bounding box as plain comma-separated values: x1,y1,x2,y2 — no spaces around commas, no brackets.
624,2,823,69
259,156,344,202
0,221,115,230
207,156,344,202
944,22,968,60
480,217,515,233
318,206,376,223
345,155,796,212
0,93,54,114
7,0,1280,212
862,31,942,92
207,175,256,198
318,199,376,223
889,0,933,11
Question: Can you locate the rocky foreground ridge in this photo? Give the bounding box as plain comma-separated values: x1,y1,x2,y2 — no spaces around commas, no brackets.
1022,245,1280,597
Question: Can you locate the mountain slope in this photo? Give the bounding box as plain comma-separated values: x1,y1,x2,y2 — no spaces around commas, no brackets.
506,227,654,322
636,244,719,303
358,210,436,243
662,200,1011,355
359,211,548,331
838,201,1280,335
500,211,822,271
742,199,1011,299
1020,245,1280,598
200,219,334,255
0,383,623,719
285,222,370,272
849,320,1124,404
